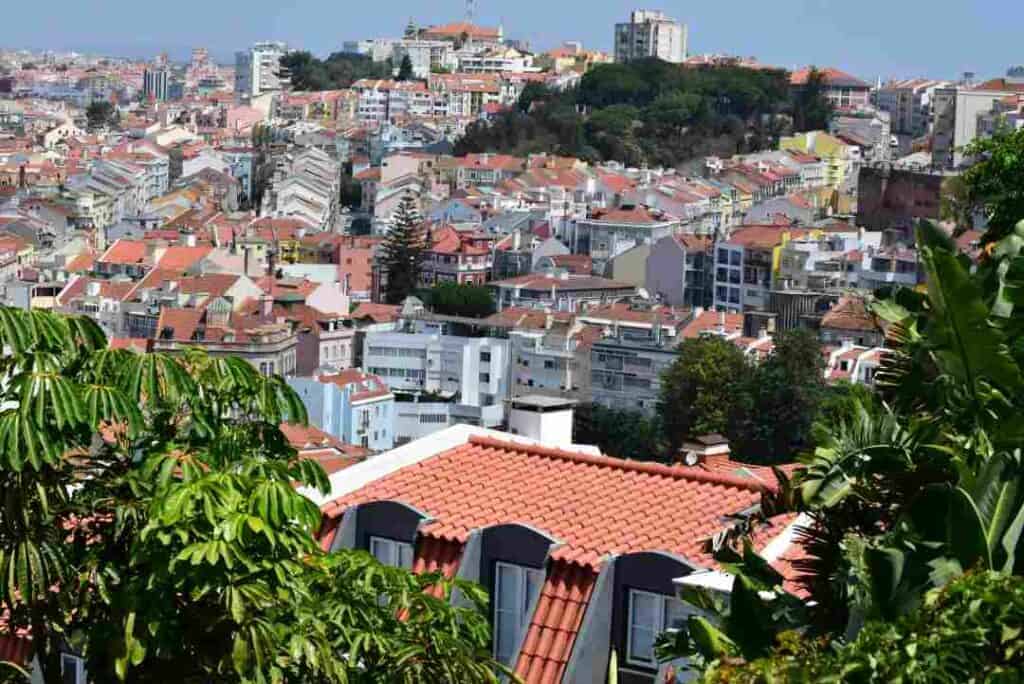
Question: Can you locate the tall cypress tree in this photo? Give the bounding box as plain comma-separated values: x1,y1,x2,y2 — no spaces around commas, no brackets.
380,193,426,305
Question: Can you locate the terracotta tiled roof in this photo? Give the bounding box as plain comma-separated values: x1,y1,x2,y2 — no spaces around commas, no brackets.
790,67,870,89
411,536,465,598
423,21,501,39
99,238,148,265
65,251,95,273
516,561,597,684
318,369,392,403
108,337,150,352
589,205,673,225
820,296,881,333
155,245,213,271
321,435,771,569
680,311,744,339
545,254,591,275
726,226,809,250
351,303,401,323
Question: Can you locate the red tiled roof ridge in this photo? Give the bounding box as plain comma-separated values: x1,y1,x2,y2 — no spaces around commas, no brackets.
466,435,771,493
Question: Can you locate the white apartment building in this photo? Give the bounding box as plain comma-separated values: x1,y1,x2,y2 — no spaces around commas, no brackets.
614,10,687,64
235,41,289,101
392,40,456,79
931,85,1019,168
362,327,510,444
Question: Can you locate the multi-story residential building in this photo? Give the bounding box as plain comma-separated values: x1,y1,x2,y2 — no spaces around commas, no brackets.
714,226,811,312
454,153,526,189
418,21,504,50
875,78,953,137
153,297,298,377
779,132,859,190
830,110,893,164
501,309,601,401
391,40,456,79
790,67,871,110
490,272,638,313
143,66,170,101
457,47,539,74
259,147,341,231
235,41,289,101
54,276,135,337
614,10,688,64
645,233,713,308
362,326,510,443
573,205,681,273
351,79,435,126
931,81,1024,168
420,226,494,286
288,369,395,451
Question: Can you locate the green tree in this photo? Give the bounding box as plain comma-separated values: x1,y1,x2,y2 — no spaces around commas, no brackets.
792,66,833,132
428,281,495,318
86,100,116,131
380,193,426,305
397,54,415,82
732,329,826,464
658,219,1024,677
573,404,664,462
960,126,1024,243
658,337,751,453
0,307,508,683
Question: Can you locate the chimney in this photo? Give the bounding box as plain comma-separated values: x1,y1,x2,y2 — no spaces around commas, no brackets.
259,293,274,321
678,434,731,467
508,396,577,447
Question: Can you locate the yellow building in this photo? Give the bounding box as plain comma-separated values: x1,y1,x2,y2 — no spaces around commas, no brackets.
779,131,856,190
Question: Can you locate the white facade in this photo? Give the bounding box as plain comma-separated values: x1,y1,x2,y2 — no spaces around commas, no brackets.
362,328,510,442
235,41,289,100
614,10,687,64
392,40,455,79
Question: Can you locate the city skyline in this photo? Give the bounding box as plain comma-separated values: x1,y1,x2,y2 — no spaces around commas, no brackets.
3,0,1021,81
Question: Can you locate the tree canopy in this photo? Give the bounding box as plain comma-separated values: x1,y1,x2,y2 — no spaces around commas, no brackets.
0,306,507,683
456,61,794,167
960,126,1024,243
281,51,392,91
426,282,495,318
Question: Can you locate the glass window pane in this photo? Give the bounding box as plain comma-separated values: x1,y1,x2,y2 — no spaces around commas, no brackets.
397,543,414,569
495,610,519,664
370,537,394,566
524,568,543,614
664,597,690,631
629,591,659,666
496,564,519,611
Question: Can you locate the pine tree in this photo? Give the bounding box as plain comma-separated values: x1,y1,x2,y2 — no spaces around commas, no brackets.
397,54,415,82
380,193,425,305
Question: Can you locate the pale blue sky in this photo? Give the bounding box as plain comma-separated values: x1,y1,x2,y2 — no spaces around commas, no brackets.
5,0,1021,81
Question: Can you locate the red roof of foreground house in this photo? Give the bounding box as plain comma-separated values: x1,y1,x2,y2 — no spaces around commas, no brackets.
821,295,881,333
319,434,779,684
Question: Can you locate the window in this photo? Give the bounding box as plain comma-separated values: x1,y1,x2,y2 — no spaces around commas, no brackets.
480,351,491,363
730,251,742,267
479,372,491,383
61,654,87,684
370,536,414,569
627,590,691,668
494,562,544,666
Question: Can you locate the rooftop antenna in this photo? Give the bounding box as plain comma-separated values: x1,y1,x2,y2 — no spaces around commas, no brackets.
466,0,476,24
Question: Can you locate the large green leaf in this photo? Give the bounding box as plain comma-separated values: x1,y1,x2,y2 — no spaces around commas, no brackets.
919,237,1023,396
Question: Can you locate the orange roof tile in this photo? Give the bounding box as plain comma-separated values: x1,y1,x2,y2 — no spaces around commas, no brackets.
155,245,213,271
99,238,148,265
322,435,771,569
821,296,881,333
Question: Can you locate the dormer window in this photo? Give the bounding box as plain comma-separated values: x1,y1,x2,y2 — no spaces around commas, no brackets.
626,590,689,668
370,536,414,570
493,562,543,666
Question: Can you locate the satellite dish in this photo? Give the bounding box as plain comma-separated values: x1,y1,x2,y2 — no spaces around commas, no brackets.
684,451,700,467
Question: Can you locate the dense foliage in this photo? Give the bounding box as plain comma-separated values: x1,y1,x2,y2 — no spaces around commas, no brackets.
85,100,118,131
657,217,1024,680
456,60,828,168
379,193,426,305
692,572,1024,683
281,51,392,91
656,330,826,464
572,403,663,462
960,126,1024,243
425,281,496,318
0,307,506,683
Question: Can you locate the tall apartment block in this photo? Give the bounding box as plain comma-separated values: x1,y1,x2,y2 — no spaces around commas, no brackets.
614,10,687,64
235,41,289,101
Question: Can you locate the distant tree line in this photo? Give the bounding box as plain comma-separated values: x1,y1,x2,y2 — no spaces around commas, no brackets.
280,51,393,91
456,60,832,168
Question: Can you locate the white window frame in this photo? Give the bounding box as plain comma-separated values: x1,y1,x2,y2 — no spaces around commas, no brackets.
626,589,692,669
493,561,544,666
369,536,414,569
61,653,87,684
